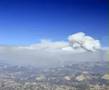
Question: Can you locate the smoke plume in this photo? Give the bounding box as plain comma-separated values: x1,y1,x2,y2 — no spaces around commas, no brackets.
68,32,101,52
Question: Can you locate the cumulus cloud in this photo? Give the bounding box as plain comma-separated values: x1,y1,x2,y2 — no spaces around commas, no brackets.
0,32,104,67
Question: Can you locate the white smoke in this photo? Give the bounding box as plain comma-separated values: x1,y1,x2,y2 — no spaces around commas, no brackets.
0,32,105,67
68,32,101,52
18,39,68,50
19,32,101,52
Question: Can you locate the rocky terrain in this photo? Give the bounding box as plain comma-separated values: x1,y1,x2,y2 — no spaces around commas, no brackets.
0,60,109,90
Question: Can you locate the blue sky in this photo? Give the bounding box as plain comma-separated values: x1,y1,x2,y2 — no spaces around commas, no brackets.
0,0,108,46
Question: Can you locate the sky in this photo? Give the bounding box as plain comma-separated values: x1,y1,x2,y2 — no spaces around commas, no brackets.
0,0,108,46
0,0,108,66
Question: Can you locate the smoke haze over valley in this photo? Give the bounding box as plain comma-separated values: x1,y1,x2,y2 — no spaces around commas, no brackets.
0,32,108,67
